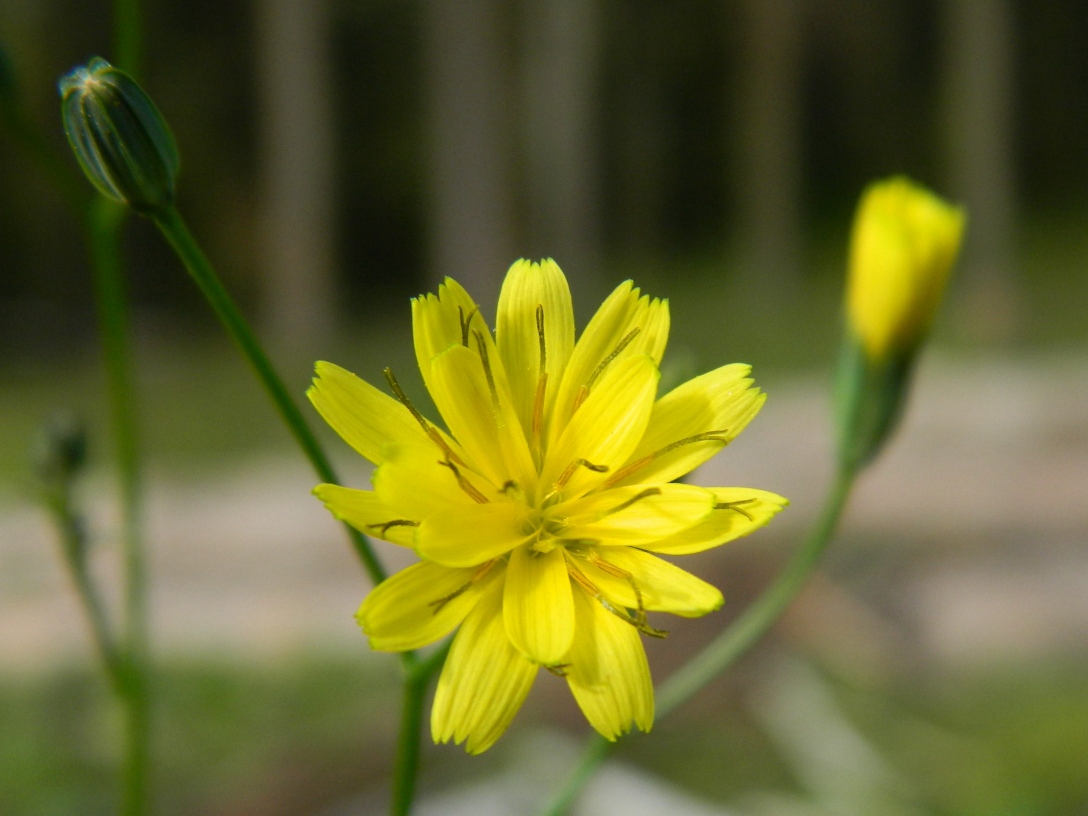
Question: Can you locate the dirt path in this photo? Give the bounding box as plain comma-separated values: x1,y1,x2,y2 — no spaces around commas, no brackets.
2,353,1086,671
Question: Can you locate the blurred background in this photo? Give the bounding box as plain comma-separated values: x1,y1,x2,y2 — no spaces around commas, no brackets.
2,0,1087,813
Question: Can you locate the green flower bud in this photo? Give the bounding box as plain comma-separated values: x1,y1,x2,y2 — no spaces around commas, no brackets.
59,57,179,213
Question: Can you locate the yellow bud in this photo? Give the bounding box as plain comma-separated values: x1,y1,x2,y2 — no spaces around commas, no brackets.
846,177,965,361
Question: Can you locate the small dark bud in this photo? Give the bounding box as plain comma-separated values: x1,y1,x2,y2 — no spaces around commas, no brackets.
33,411,88,486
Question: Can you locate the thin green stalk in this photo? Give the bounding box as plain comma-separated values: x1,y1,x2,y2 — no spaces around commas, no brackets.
0,101,89,214
87,196,149,816
43,488,127,694
389,641,452,815
149,205,387,587
541,464,859,816
392,672,427,816
113,0,141,77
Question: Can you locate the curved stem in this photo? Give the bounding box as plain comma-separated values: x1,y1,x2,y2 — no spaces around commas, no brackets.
87,197,150,816
150,205,388,586
540,465,858,816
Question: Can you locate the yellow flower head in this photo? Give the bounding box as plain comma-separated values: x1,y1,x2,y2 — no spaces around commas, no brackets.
308,260,786,753
846,177,965,361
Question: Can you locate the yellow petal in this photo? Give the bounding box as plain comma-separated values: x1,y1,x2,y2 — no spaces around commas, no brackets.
372,442,488,520
313,484,416,547
307,361,429,464
574,548,723,618
554,483,715,546
565,585,653,740
610,364,765,488
356,560,500,651
427,344,536,490
432,579,538,753
495,259,575,441
628,296,669,365
539,353,660,500
548,281,667,446
415,500,533,568
642,488,788,555
503,544,575,664
411,277,480,388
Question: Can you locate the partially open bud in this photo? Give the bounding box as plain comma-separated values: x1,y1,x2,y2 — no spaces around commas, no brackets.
836,177,965,471
846,177,965,363
59,57,179,213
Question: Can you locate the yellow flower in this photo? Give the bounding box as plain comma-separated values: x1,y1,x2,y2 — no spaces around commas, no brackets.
846,177,965,362
309,260,786,753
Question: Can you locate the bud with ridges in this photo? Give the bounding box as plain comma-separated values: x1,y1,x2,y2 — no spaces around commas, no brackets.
59,57,179,213
835,177,965,471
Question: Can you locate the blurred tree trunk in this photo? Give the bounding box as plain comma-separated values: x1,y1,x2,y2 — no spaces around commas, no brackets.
423,0,515,316
255,0,336,360
520,0,601,291
732,0,804,294
941,0,1018,339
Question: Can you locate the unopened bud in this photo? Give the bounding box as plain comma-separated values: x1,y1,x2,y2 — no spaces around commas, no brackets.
32,411,88,487
59,57,179,213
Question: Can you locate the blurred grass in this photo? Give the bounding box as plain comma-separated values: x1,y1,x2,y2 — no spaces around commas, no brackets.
0,654,401,816
1,655,1086,815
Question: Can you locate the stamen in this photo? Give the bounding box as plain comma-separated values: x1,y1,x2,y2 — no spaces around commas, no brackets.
544,663,570,677
366,519,420,538
472,329,500,408
713,498,757,521
536,304,547,370
602,429,731,487
429,559,497,614
458,305,479,347
572,326,641,412
531,304,548,440
603,487,661,516
570,557,668,638
438,458,490,504
555,458,609,490
383,367,468,467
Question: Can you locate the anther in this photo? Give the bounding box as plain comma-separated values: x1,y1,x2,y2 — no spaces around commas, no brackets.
555,458,609,490
531,304,549,441
366,519,420,538
536,305,547,370
438,458,490,504
572,326,641,412
472,330,500,408
459,305,479,347
713,498,757,521
429,559,497,614
603,487,661,516
602,429,731,487
383,367,468,467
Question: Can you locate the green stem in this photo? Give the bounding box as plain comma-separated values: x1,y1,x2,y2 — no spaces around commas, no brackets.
391,673,427,816
113,0,141,77
390,641,452,816
149,205,387,587
0,102,89,214
44,490,127,694
540,465,858,816
87,197,149,816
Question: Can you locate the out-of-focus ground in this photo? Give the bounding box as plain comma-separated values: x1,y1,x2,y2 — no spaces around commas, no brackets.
2,348,1087,815
4,353,1086,670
